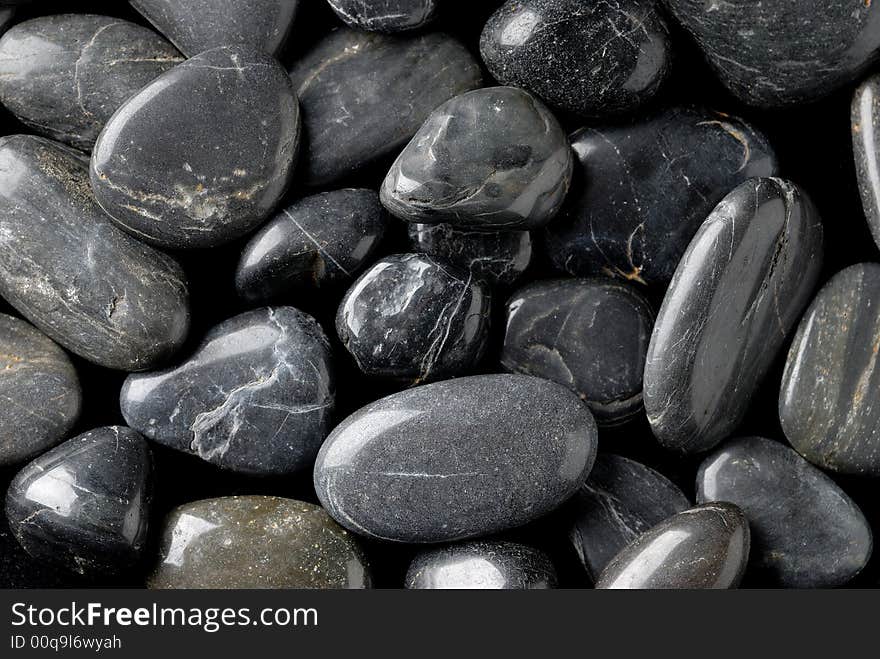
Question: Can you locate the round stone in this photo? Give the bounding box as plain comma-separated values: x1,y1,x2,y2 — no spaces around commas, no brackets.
327,0,438,33
852,74,880,253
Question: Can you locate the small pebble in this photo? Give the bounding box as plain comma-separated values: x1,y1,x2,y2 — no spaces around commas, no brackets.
326,0,438,33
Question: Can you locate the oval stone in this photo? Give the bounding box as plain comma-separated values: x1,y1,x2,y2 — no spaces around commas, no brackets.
543,107,778,287
568,454,690,582
327,0,438,33
406,541,557,589
480,0,672,117
0,14,183,150
644,178,824,453
697,437,872,588
235,189,388,305
5,426,153,575
121,307,334,476
0,134,190,371
0,314,81,466
289,28,482,187
595,502,750,589
314,373,598,543
502,279,654,425
336,254,492,384
148,496,370,589
380,87,573,231
852,74,880,252
91,45,299,249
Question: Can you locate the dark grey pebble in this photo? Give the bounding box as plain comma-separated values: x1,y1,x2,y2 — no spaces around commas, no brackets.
852,74,880,251
327,0,438,33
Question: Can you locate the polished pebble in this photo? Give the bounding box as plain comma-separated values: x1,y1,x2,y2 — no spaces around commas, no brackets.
314,374,598,543
697,437,872,588
327,0,438,33
852,74,880,251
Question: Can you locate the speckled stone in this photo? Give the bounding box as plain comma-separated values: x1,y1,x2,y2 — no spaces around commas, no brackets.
480,0,671,117
235,189,388,305
327,0,438,33
0,314,81,466
148,496,370,589
90,45,299,250
644,178,824,453
502,279,653,425
381,87,572,230
595,502,749,589
543,107,778,287
314,373,598,543
336,254,491,384
406,541,557,589
130,0,298,57
6,426,153,575
662,0,880,107
289,29,482,187
407,223,532,287
121,307,334,476
0,14,183,150
779,264,880,476
697,437,872,588
0,134,190,371
568,454,690,582
852,74,880,251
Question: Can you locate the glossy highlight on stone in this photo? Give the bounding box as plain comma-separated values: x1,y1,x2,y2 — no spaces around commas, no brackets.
121,307,334,476
314,374,598,543
852,73,880,252
644,178,824,453
327,0,438,33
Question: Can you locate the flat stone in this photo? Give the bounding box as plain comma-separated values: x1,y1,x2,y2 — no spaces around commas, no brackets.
314,373,598,543
501,279,654,425
407,223,532,287
90,45,299,249
0,14,182,150
479,0,671,117
595,502,750,589
235,189,388,305
568,454,690,582
336,254,491,383
121,307,334,476
780,264,880,476
852,74,880,251
406,541,557,589
0,134,190,371
697,437,872,588
5,426,153,576
381,87,572,230
327,0,438,33
130,0,298,57
148,496,370,589
662,0,880,107
0,314,81,466
542,107,778,287
644,178,824,453
289,28,482,187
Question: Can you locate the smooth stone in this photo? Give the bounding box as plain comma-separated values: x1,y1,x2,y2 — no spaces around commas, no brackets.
0,14,182,150
314,373,598,543
289,28,482,187
90,45,299,250
662,0,880,107
779,264,880,476
5,426,153,575
327,0,438,33
130,0,298,57
121,307,334,476
405,541,557,589
381,86,573,230
0,134,190,371
644,178,824,453
852,74,880,251
595,502,749,589
697,437,873,588
479,0,671,117
542,107,779,287
148,496,370,589
235,189,388,305
407,223,532,287
0,314,81,466
501,279,654,425
568,454,690,582
336,253,491,384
